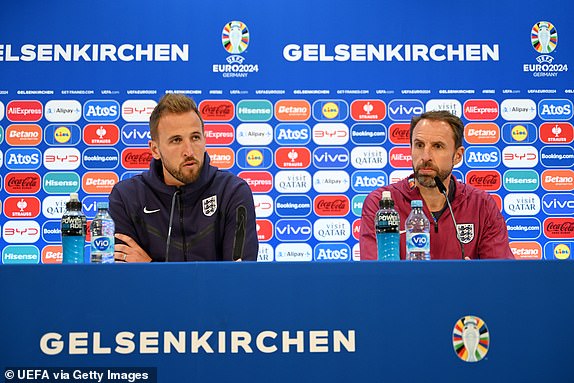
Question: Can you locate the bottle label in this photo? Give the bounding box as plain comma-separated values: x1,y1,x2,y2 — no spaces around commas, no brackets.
91,235,114,253
406,233,430,253
375,212,399,232
61,215,85,235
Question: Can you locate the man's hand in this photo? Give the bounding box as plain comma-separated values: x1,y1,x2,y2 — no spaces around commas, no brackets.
114,233,152,263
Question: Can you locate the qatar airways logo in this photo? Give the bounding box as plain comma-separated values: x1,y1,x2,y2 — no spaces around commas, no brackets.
504,193,540,216
314,219,350,241
350,146,387,169
425,99,462,116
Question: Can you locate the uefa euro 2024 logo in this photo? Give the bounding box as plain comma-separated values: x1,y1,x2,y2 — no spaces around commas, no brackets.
524,21,568,77
213,21,259,77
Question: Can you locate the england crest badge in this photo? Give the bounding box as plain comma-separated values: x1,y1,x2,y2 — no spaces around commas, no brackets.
202,195,217,217
456,223,475,244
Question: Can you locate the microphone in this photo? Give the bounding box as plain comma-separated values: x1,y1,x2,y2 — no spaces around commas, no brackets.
434,176,465,260
165,189,181,262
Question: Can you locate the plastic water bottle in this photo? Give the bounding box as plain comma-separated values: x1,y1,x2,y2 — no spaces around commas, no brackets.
375,191,400,261
90,202,115,263
61,193,87,263
405,200,430,260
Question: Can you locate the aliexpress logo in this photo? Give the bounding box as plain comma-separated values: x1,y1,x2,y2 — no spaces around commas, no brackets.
464,123,500,144
466,170,501,191
239,171,273,193
539,122,573,144
314,195,350,216
543,217,574,239
6,124,42,146
388,147,412,168
204,124,235,145
510,242,542,260
83,124,120,145
275,100,311,121
199,100,234,121
4,196,41,219
121,148,153,169
275,147,311,169
353,218,361,240
463,99,499,121
4,172,41,194
388,123,410,145
256,219,273,241
42,245,63,264
350,99,386,121
6,100,43,122
206,147,234,169
82,172,118,194
541,169,574,191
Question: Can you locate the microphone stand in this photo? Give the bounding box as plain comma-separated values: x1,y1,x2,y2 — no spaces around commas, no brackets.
434,176,465,260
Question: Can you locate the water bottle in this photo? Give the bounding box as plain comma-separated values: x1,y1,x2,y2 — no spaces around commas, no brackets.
90,202,115,263
61,193,87,263
375,191,400,261
405,200,430,260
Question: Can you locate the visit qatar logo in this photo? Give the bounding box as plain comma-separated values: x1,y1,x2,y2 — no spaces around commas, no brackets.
213,21,259,78
452,315,490,362
523,21,567,78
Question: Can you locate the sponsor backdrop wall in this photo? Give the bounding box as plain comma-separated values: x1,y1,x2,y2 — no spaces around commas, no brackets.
0,0,572,263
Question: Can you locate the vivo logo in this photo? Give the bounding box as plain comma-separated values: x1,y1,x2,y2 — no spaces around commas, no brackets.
542,193,574,215
275,219,312,241
121,124,151,145
388,100,424,121
312,147,349,169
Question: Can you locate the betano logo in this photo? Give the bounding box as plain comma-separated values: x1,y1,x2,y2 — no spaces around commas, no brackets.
199,100,234,122
4,196,41,219
541,169,574,191
6,124,42,146
539,122,573,144
206,147,234,169
204,124,235,145
82,172,118,194
275,100,311,121
84,124,120,145
388,123,410,144
350,99,386,121
238,171,273,193
464,123,499,145
510,242,542,260
256,219,273,242
42,245,63,264
6,100,43,122
463,99,499,120
275,147,311,169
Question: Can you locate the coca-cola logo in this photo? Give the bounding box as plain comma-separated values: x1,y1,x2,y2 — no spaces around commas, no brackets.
124,152,153,162
314,195,350,216
388,123,410,144
544,218,574,238
202,104,231,116
121,149,153,169
198,100,235,121
466,171,501,191
5,172,41,194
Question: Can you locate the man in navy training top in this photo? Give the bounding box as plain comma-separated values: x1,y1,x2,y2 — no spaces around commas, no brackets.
360,110,513,260
109,93,258,262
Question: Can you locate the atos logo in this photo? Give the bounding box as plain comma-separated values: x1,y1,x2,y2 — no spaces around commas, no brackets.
350,123,387,145
510,242,542,260
503,170,539,192
501,123,537,144
238,171,273,193
2,245,40,264
388,99,424,121
236,123,273,146
275,147,311,169
43,147,81,170
544,242,572,260
204,124,235,145
500,99,537,121
43,172,80,195
314,218,351,241
275,100,311,121
84,124,120,146
121,148,153,169
314,195,350,216
83,100,119,122
539,122,573,144
502,146,538,168
464,146,500,168
503,193,540,216
253,194,273,218
83,148,120,170
388,123,410,145
121,124,151,146
256,220,273,242
199,100,234,122
3,220,41,243
44,124,81,146
538,99,573,121
275,123,310,145
544,217,574,239
464,123,500,144
540,146,574,168
6,100,43,122
350,99,386,121
312,100,349,121
236,147,273,169
45,100,82,122
389,147,412,168
312,123,349,145
4,172,41,194
6,124,42,146
352,195,367,217
121,99,156,122
463,99,499,120
275,219,312,241
314,170,350,193
4,196,41,219
42,220,62,243
541,169,574,191
274,171,312,193
351,170,387,193
5,148,41,170
275,243,313,262
314,243,351,262
542,193,574,216
351,146,387,169
506,217,541,240
82,196,109,219
313,147,349,169
466,170,501,191
275,195,312,217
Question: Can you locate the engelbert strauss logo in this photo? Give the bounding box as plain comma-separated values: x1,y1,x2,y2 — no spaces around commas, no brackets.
213,21,260,78
523,21,568,78
452,315,490,362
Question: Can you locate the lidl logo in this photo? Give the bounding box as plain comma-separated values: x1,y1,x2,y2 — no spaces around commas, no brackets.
236,100,273,122
275,195,312,217
464,123,499,145
544,241,572,260
350,99,386,121
206,147,234,169
204,124,234,145
275,100,311,121
2,245,40,264
44,124,81,146
352,170,387,193
43,172,80,194
388,123,410,145
199,100,234,121
540,145,574,168
313,147,349,169
388,99,424,122
542,193,574,216
236,147,273,169
503,170,539,192
275,147,311,169
538,99,573,121
510,241,542,260
314,243,351,262
506,217,541,240
83,100,119,122
274,123,310,145
464,146,500,168
539,122,573,144
6,124,42,146
463,99,499,120
501,122,537,144
350,123,386,145
312,100,348,121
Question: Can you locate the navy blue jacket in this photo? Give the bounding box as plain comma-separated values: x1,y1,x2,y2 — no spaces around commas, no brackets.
109,154,258,261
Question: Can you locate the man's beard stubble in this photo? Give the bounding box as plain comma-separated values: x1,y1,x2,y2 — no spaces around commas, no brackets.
414,160,452,188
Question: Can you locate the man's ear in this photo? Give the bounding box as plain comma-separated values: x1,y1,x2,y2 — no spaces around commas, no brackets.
453,146,464,165
149,140,161,160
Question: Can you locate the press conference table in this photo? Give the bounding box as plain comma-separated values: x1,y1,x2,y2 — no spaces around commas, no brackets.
1,261,572,383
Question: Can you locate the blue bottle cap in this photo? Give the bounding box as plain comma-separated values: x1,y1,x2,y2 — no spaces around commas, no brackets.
411,199,423,208
96,201,109,209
